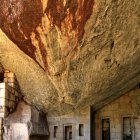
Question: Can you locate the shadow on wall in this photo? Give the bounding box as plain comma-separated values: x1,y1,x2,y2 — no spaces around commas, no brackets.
30,135,48,140
0,64,4,82
0,72,4,82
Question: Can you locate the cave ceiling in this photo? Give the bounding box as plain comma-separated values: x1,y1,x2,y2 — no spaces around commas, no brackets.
0,0,140,116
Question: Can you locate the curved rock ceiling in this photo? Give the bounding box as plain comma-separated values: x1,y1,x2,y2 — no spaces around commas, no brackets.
0,0,140,116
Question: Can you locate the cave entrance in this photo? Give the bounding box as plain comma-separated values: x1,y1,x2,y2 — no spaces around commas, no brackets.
30,135,48,140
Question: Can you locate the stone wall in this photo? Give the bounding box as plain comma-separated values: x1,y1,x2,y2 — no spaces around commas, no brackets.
95,86,140,140
0,70,49,140
0,70,22,118
4,70,22,106
47,107,91,140
0,70,22,140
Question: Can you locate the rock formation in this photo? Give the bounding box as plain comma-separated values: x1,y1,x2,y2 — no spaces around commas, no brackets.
0,0,140,116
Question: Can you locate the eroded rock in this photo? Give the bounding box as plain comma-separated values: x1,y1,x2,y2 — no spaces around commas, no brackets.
0,0,140,116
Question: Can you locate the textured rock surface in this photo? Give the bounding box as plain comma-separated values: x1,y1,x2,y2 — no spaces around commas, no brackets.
0,0,140,116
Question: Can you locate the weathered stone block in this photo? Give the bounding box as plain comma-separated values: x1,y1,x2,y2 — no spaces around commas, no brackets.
5,72,14,78
0,135,3,140
3,78,7,83
6,85,12,93
0,89,5,99
0,125,3,131
7,78,14,83
7,83,14,88
0,113,4,118
1,106,7,112
4,72,8,78
0,119,3,125
0,128,4,135
10,88,15,95
0,89,10,100
0,84,5,89
0,110,9,118
8,101,15,109
0,99,8,107
15,97,19,103
10,94,15,102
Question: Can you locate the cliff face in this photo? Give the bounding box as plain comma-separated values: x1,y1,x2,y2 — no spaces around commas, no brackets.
0,0,140,116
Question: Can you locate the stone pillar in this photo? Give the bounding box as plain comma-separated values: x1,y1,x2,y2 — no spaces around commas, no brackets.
3,101,49,140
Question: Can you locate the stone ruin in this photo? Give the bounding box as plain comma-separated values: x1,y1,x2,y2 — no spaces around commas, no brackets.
0,68,48,140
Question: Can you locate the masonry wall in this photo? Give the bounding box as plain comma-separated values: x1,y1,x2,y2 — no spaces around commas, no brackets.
95,86,140,140
47,107,91,140
0,70,22,118
0,70,49,140
0,70,22,140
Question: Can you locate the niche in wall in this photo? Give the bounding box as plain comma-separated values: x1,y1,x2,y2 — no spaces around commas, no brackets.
79,124,84,136
54,126,58,138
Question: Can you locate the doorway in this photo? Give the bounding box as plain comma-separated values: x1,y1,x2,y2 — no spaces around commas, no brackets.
64,125,72,140
123,117,132,140
102,119,110,140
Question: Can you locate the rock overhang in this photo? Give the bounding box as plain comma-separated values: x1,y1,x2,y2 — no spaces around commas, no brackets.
0,0,140,116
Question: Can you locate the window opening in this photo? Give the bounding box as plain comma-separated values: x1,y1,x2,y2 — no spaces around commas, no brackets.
79,124,84,136
54,126,58,138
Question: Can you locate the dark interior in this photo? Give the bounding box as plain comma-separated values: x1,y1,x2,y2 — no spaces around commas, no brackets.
30,135,48,140
0,72,4,82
